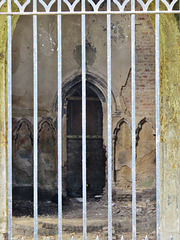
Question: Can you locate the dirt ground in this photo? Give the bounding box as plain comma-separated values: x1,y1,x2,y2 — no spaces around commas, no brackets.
12,197,156,240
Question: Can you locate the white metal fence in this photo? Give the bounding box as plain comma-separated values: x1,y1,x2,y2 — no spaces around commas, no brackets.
0,0,179,239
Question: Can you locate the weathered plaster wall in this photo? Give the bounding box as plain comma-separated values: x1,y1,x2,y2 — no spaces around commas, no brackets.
136,121,156,190
12,14,130,116
114,121,132,191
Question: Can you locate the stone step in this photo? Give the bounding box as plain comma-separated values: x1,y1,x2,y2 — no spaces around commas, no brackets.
13,219,108,236
12,216,155,238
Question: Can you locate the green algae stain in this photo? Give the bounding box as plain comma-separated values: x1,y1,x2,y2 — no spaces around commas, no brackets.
149,3,180,163
0,8,20,235
140,176,154,188
149,4,180,235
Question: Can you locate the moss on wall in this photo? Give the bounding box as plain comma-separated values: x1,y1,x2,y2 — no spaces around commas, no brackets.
0,5,9,237
159,14,180,239
150,5,180,238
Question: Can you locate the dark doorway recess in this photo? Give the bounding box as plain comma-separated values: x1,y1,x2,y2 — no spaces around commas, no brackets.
66,83,106,197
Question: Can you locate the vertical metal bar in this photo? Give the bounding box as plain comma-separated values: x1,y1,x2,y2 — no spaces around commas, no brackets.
33,0,38,238
107,0,112,239
57,0,62,238
155,0,160,239
81,0,86,239
131,0,136,238
7,0,12,238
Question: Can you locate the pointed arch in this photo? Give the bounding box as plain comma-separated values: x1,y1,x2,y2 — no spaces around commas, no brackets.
13,118,33,145
113,118,131,137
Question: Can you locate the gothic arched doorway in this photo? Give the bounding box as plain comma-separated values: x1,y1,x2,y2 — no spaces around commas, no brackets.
66,82,106,197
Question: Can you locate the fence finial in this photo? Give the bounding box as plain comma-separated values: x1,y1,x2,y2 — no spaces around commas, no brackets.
121,236,124,240
170,235,173,240
145,236,148,240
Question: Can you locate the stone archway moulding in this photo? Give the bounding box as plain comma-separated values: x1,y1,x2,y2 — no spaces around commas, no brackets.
52,72,118,114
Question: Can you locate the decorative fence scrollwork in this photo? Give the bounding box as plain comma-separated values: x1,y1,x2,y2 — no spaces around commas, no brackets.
0,0,180,13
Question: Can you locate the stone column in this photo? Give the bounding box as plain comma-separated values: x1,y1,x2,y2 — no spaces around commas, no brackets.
0,14,8,240
0,7,19,238
160,14,180,240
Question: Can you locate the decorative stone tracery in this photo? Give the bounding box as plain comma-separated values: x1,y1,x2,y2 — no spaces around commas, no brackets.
38,118,57,196
13,118,33,186
114,119,132,192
